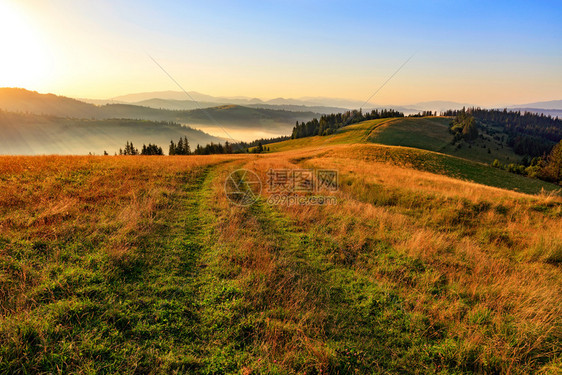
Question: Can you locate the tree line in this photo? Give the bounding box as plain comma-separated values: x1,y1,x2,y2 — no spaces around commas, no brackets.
237,135,290,150
116,132,288,157
117,137,240,156
169,136,238,155
409,111,436,117
291,109,404,139
119,141,163,155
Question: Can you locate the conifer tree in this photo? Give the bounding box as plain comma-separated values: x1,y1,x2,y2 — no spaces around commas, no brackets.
169,140,176,155
177,138,184,154
541,140,562,184
183,136,190,155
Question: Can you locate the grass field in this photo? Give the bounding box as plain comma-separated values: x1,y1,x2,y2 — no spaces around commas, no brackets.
1,151,561,374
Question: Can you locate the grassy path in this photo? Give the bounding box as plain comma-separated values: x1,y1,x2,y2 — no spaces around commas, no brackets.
0,163,224,373
187,163,429,373
112,164,218,372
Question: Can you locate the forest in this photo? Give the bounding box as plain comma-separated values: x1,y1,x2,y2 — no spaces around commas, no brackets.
443,108,562,157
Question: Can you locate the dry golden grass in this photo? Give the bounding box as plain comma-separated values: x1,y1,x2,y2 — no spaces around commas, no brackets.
0,155,238,313
215,146,562,372
1,148,560,373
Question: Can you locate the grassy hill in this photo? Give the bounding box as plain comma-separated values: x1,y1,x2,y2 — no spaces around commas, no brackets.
368,117,522,165
266,117,559,195
0,153,560,373
270,117,521,164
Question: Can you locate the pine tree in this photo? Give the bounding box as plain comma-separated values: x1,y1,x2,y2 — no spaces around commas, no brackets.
183,136,190,155
169,140,176,155
541,140,562,183
177,138,184,154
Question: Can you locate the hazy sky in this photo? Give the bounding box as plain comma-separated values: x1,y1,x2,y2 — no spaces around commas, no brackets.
1,0,560,106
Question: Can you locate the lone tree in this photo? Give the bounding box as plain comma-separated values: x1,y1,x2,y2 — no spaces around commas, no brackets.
169,140,176,155
541,140,562,184
252,142,264,153
450,110,478,141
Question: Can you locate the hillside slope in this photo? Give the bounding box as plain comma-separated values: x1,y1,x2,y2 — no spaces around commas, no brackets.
0,88,98,118
0,153,560,373
367,117,522,164
266,118,560,194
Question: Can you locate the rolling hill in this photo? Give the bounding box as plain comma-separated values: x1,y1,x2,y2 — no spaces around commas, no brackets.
130,98,349,115
510,99,562,110
106,90,473,113
0,111,222,155
0,88,98,118
0,88,319,141
266,117,560,194
366,117,522,164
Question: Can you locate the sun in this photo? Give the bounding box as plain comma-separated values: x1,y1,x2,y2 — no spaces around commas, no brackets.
0,1,51,89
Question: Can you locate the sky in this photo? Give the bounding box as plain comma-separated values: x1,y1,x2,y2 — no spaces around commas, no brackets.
0,0,560,106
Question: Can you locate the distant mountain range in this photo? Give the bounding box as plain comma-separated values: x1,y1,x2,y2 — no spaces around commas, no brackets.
504,100,562,118
123,98,348,115
0,88,319,154
509,100,562,110
97,91,354,114
10,87,562,115
0,88,316,130
111,90,264,104
104,91,422,113
412,101,474,112
108,90,562,115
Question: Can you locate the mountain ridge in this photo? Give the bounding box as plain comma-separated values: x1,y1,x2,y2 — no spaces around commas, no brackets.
509,99,562,110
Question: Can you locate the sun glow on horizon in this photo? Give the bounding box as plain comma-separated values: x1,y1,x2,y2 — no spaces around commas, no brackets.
0,2,52,89
0,1,559,106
